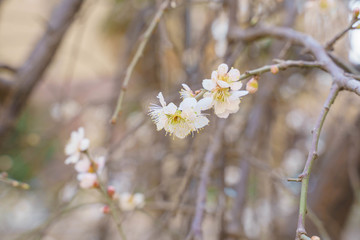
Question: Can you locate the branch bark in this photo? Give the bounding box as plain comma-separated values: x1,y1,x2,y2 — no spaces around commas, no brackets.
0,0,84,141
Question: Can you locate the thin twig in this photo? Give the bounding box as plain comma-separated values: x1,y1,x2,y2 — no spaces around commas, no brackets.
325,17,360,51
85,151,127,240
0,172,30,189
296,84,340,240
111,0,170,124
239,60,324,80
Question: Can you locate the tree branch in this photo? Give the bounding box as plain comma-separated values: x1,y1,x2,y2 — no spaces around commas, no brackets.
0,0,84,140
229,25,360,96
296,83,340,240
110,0,170,124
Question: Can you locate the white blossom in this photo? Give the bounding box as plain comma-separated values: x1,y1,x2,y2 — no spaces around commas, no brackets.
77,173,98,189
64,127,90,164
149,92,211,138
180,84,196,99
119,192,145,211
75,156,106,189
202,63,248,118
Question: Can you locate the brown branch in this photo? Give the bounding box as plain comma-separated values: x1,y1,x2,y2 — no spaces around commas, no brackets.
110,0,170,124
0,0,84,141
239,59,324,80
325,17,360,51
229,25,360,96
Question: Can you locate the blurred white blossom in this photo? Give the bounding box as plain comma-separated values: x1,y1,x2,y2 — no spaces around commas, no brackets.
76,156,105,189
119,192,145,211
211,12,229,57
64,127,90,164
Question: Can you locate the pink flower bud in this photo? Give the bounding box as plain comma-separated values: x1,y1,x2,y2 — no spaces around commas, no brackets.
102,205,110,214
246,77,259,94
270,65,279,74
107,186,116,198
311,236,320,240
353,8,360,19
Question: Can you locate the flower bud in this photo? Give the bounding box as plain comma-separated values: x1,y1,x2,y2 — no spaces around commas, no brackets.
353,7,360,19
102,205,110,214
246,77,259,94
92,181,99,188
107,186,116,198
21,183,30,190
12,181,20,187
270,65,279,74
311,236,320,240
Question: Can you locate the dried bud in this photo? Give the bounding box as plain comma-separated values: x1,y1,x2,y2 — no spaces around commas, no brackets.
12,181,20,187
311,236,320,240
270,65,279,74
246,77,259,94
92,181,99,188
107,186,116,198
21,183,30,190
102,205,110,214
353,8,360,19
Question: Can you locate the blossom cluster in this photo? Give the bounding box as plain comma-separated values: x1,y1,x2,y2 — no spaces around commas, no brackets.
149,63,249,138
64,127,145,212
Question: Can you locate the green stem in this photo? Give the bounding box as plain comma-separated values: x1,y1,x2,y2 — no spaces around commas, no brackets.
296,84,339,239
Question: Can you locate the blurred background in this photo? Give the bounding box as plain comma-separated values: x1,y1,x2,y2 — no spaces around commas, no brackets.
0,0,360,239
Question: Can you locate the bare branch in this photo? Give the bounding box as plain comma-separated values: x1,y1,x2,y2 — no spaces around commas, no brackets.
0,0,84,140
229,25,360,96
296,84,340,240
111,0,170,124
325,18,360,51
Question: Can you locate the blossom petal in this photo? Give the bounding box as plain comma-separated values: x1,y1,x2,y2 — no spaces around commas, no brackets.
211,71,218,80
214,102,227,114
77,173,97,189
157,92,166,107
228,68,240,81
196,97,213,111
79,138,90,151
133,193,145,208
217,63,228,76
217,80,230,88
229,90,248,100
75,158,91,172
179,97,197,111
65,141,77,155
202,79,216,91
65,154,79,165
216,111,230,118
194,116,209,129
230,81,243,91
164,103,177,114
77,127,85,139
181,84,191,91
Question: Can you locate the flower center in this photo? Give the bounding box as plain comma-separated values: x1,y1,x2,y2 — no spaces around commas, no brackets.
218,74,230,84
213,87,230,102
167,110,186,125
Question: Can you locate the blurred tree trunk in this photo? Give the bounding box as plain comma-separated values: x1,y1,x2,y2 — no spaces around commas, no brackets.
0,0,84,143
280,115,360,239
305,115,360,239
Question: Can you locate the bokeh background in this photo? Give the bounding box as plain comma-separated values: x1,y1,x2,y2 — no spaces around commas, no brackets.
1,0,360,239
